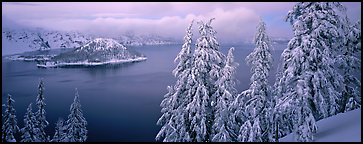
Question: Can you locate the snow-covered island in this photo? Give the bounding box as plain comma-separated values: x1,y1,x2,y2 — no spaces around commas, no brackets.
37,38,147,68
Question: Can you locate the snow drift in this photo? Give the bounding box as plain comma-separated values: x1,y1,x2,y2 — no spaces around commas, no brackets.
280,108,361,142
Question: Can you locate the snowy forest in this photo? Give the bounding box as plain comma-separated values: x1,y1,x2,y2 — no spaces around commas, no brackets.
2,79,87,142
2,2,361,142
156,2,361,142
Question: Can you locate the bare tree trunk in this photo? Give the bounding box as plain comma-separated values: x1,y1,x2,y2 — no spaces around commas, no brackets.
275,121,279,142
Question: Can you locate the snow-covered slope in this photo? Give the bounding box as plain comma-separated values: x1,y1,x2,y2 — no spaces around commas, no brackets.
2,27,178,56
280,108,361,142
2,28,92,56
38,38,146,68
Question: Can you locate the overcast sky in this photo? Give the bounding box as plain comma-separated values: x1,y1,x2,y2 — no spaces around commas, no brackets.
2,2,361,43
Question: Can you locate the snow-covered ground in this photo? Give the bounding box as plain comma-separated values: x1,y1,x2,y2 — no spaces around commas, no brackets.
280,108,361,142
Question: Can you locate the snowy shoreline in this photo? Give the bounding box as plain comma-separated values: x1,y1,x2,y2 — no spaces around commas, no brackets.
37,57,147,68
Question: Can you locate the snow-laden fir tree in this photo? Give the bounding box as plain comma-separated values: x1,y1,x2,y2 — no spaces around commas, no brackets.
51,118,66,142
211,47,238,142
2,94,19,142
20,103,40,142
158,18,226,142
156,20,194,142
34,79,49,142
337,19,361,113
64,88,87,142
233,18,273,142
185,18,226,142
287,2,345,119
274,2,347,141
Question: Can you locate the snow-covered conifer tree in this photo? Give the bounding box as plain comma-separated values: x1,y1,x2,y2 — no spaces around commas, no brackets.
51,118,66,142
273,2,347,142
157,18,226,142
64,88,87,142
2,94,19,142
287,2,346,119
156,20,194,142
20,103,40,142
337,19,361,113
185,18,226,142
234,18,273,142
211,47,238,142
34,79,49,142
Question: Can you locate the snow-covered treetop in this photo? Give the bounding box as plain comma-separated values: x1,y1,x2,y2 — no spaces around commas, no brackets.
286,2,346,24
245,18,273,104
247,18,273,75
286,2,347,49
194,18,225,73
196,18,220,51
216,47,238,89
172,20,194,78
70,88,84,115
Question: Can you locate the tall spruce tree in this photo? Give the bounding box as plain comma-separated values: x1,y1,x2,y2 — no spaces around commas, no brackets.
236,19,273,142
35,79,49,142
211,47,238,142
185,18,226,142
2,94,19,142
64,88,87,142
156,20,194,142
158,18,226,142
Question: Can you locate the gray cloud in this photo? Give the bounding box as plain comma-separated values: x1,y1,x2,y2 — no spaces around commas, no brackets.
2,2,360,43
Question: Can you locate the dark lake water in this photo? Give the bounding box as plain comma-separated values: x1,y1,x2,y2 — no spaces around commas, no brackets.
2,43,286,142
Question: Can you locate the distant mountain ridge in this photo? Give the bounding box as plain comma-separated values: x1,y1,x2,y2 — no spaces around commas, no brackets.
2,28,92,50
2,27,178,54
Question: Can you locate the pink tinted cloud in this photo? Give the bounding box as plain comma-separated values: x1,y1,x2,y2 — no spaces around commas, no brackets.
15,7,261,43
2,2,360,43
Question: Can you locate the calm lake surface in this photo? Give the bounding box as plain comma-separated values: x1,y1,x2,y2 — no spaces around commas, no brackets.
2,43,286,142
